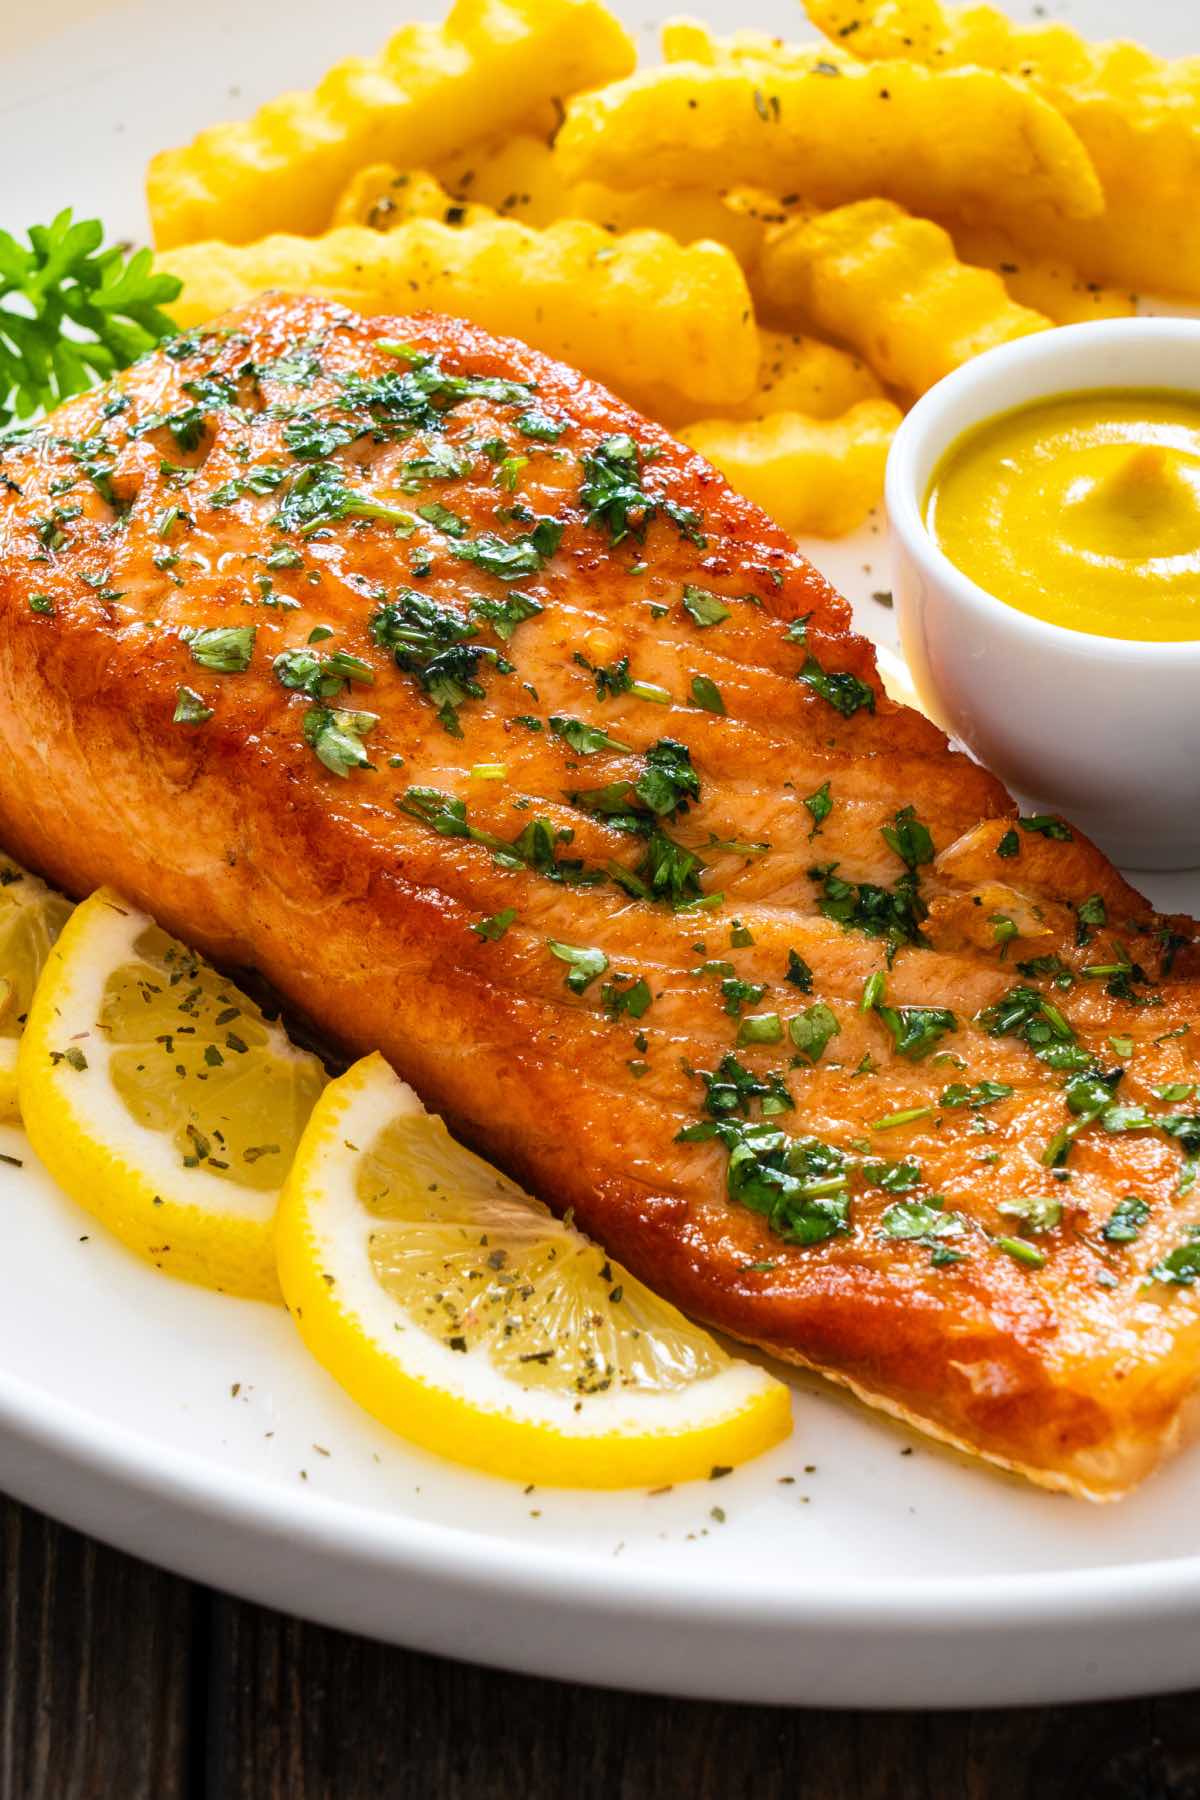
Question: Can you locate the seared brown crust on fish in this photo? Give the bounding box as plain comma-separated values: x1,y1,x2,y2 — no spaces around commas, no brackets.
2,293,1199,1499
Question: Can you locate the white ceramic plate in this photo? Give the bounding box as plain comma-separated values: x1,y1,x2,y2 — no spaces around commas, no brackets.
3,0,1200,1711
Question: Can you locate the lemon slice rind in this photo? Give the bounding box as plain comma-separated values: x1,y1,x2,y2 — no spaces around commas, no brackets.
0,855,73,1120
19,887,320,1301
276,1053,792,1488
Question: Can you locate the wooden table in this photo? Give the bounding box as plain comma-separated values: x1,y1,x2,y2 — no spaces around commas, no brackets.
4,1495,1198,1799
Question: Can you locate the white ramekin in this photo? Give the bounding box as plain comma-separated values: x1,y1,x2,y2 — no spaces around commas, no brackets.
885,318,1200,872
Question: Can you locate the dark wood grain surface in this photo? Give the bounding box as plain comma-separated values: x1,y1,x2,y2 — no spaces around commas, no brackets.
4,1496,1200,1800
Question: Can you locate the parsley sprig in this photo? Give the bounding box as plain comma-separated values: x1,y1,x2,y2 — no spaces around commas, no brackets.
0,212,180,427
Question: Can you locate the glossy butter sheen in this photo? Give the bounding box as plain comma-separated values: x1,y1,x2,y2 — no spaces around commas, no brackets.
927,389,1200,641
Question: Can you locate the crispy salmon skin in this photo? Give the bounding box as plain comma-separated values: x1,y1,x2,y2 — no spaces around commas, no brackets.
1,294,1199,1499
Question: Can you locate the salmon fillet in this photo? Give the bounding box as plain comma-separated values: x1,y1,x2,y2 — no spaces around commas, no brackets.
2,293,1199,1500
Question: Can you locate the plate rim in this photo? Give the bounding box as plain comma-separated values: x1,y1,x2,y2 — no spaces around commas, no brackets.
7,1349,1200,1620
10,1351,1200,1708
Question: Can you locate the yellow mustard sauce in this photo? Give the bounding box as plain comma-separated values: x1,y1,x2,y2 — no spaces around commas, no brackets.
925,389,1200,641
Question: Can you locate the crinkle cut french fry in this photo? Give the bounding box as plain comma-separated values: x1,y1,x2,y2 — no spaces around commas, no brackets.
948,222,1135,325
157,221,758,417
660,328,882,426
663,19,827,69
433,135,579,228
555,56,1102,229
801,1,1200,297
800,0,1199,97
428,133,765,265
679,401,902,538
333,165,499,231
757,200,1049,397
146,0,635,249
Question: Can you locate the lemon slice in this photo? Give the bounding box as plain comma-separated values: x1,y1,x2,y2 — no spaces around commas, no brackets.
19,887,326,1300
277,1053,792,1487
0,853,74,1121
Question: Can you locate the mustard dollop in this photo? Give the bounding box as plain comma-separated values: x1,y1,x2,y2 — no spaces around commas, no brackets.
926,390,1200,641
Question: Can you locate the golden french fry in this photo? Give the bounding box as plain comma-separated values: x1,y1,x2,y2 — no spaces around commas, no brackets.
555,53,1102,229
434,134,579,228
158,220,758,417
757,199,1050,396
661,17,720,62
679,400,902,537
429,131,765,265
801,0,1188,88
333,164,500,231
801,0,1200,297
146,0,635,249
948,222,1136,325
660,327,882,426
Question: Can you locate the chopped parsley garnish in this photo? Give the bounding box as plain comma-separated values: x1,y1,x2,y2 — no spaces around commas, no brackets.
1151,1228,1200,1286
996,1195,1061,1234
721,975,766,1016
418,500,468,538
688,1052,794,1121
547,939,608,994
798,655,875,718
1042,1068,1124,1168
275,461,414,536
881,805,934,869
809,862,927,960
183,625,255,673
602,975,653,1020
940,1080,1012,1109
517,409,565,441
28,593,54,616
870,1106,933,1132
1017,953,1075,990
993,907,1021,950
737,1012,783,1046
549,715,632,756
803,782,832,837
996,1236,1046,1270
282,411,365,461
579,434,704,547
370,591,505,736
877,1005,956,1061
978,985,1092,1072
789,1002,840,1064
610,829,705,908
173,685,213,726
273,645,374,701
210,466,286,507
1075,894,1107,946
573,652,669,706
1018,814,1072,841
397,788,605,889
996,827,1020,858
302,706,377,777
690,674,725,714
682,585,731,629
678,1104,849,1247
785,950,814,992
1102,1195,1150,1243
572,738,700,827
880,1197,967,1265
348,342,531,432
469,592,542,641
861,1157,921,1192
472,908,516,942
399,440,474,487
451,518,562,578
